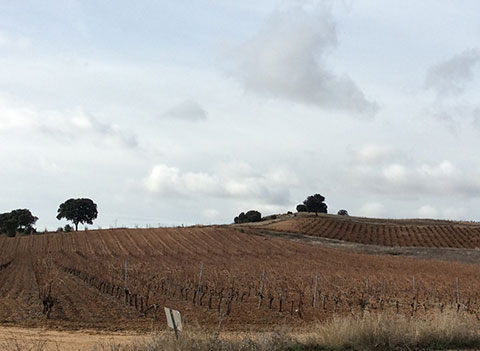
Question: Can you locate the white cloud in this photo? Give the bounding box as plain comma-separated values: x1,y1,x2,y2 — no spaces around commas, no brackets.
38,157,64,174
425,49,480,97
0,94,138,148
358,202,385,217
144,164,218,195
354,144,396,164
382,164,407,184
143,161,298,205
216,161,254,178
203,209,220,220
416,205,438,218
265,168,299,187
163,100,207,122
416,205,469,221
71,113,93,129
424,50,480,132
417,160,456,178
351,149,480,198
442,207,467,220
225,5,377,115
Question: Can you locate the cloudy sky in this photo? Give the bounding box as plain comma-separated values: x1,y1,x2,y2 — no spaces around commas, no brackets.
2,0,480,230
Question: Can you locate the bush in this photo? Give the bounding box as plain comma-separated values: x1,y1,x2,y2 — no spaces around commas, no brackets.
64,224,73,232
337,209,349,216
296,204,307,212
234,210,262,224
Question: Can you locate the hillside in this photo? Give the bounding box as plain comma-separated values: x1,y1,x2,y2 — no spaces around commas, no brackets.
261,213,480,248
1,224,480,331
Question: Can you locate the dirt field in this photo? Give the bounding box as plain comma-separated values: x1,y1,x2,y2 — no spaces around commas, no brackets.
0,326,146,351
263,213,480,248
2,216,480,332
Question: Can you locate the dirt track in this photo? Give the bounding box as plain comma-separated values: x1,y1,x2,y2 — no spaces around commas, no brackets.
0,326,145,351
249,227,480,265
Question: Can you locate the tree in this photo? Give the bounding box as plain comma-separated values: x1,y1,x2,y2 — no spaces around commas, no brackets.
245,210,261,222
0,209,38,237
234,210,262,224
5,220,17,237
56,198,98,231
303,194,328,216
337,209,349,216
296,204,307,212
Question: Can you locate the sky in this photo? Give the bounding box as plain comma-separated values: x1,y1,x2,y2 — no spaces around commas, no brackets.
2,0,480,230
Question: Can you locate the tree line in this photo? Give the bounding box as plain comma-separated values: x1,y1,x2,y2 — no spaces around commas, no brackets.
0,198,98,237
2,193,348,236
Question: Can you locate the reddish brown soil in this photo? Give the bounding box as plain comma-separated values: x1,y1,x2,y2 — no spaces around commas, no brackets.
1,222,480,331
264,213,480,248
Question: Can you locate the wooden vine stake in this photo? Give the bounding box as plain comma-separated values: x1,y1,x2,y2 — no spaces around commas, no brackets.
258,270,266,307
313,271,319,308
456,277,460,303
199,263,204,286
124,259,128,289
194,263,204,304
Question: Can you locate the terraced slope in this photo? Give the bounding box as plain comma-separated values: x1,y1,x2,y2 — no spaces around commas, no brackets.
263,214,480,248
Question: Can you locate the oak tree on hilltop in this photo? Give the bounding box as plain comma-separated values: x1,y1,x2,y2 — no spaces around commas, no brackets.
56,198,98,231
303,194,328,216
0,209,38,237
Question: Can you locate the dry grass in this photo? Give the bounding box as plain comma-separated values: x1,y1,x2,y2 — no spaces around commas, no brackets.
301,310,480,350
93,311,480,351
0,336,53,351
93,328,294,351
2,311,480,350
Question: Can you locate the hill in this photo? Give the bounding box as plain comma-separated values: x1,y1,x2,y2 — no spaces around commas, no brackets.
1,223,480,331
261,213,480,248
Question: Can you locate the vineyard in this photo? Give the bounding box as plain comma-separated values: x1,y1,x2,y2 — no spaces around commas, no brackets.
264,214,480,248
1,222,480,331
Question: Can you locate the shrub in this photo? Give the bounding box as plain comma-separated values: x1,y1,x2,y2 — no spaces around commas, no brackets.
337,209,349,216
234,210,262,224
296,204,307,212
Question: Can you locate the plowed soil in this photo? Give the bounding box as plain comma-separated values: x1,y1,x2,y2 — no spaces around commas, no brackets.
263,213,480,248
1,218,480,331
